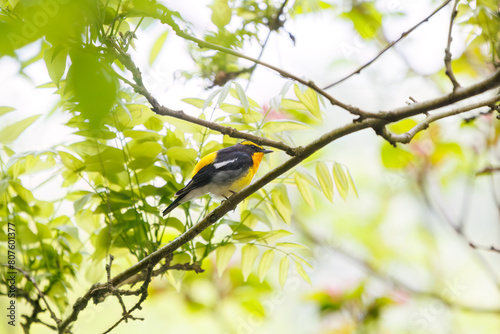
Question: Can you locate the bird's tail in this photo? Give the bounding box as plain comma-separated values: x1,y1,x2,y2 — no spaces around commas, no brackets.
162,194,186,216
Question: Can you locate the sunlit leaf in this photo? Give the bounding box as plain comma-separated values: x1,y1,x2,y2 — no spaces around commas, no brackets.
166,147,197,162
44,46,67,87
346,168,358,198
164,217,185,233
258,249,275,282
0,115,41,144
211,0,232,28
233,83,250,113
149,30,169,65
340,2,382,40
294,172,315,208
217,80,232,107
380,142,413,169
293,85,322,120
182,98,207,109
261,120,310,133
0,106,15,117
272,184,292,224
333,163,349,200
279,256,290,288
216,243,236,277
316,161,333,202
294,261,311,285
276,242,308,249
241,244,259,281
203,87,222,111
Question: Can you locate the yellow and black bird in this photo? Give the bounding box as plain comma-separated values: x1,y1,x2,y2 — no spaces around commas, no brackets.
162,141,273,216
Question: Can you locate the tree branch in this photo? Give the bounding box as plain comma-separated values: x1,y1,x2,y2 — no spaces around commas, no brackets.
117,261,204,287
322,0,453,89
376,69,500,120
444,0,461,91
128,8,372,118
107,40,298,156
377,94,500,146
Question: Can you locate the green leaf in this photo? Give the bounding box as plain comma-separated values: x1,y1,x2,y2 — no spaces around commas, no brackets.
0,115,41,144
149,30,169,66
166,147,197,162
44,46,67,87
261,230,293,243
293,85,322,120
380,142,413,169
279,256,290,288
316,161,334,202
346,168,358,198
216,243,236,277
59,151,85,172
203,88,222,111
276,242,308,249
340,2,382,40
294,261,311,285
164,217,185,233
241,244,259,281
36,222,52,239
182,98,207,109
295,171,315,208
217,80,232,107
128,141,162,159
233,83,250,113
261,120,310,132
67,50,118,125
333,163,349,200
272,184,292,224
211,0,232,28
258,249,275,282
220,103,245,114
0,106,15,117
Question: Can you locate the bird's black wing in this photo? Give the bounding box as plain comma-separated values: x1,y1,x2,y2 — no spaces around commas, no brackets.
211,149,253,171
175,163,216,197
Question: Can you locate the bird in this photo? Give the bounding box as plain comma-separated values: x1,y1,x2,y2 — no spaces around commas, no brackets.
162,141,273,216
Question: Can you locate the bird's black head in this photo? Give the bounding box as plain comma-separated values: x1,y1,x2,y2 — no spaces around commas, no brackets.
239,141,273,154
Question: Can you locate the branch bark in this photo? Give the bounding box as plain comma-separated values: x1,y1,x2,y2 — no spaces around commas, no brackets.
377,94,500,146
444,0,461,91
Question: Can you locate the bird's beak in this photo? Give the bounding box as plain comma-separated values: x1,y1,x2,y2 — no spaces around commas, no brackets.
262,149,273,154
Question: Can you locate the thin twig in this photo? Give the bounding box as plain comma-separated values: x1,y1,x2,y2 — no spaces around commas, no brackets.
444,0,461,91
10,265,61,329
469,243,500,253
245,0,289,90
419,178,500,288
102,262,154,334
323,0,453,89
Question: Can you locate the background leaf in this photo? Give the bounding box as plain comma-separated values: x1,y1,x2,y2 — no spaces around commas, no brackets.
216,243,236,277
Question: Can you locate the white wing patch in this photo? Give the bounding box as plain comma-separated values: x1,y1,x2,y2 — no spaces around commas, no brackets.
214,158,237,169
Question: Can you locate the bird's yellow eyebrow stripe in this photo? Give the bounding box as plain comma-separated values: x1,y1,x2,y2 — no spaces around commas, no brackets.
240,141,263,149
191,151,217,178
